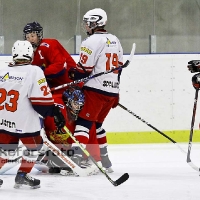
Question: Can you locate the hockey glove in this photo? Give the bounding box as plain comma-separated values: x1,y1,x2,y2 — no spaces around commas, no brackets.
187,60,200,73
192,73,200,89
68,66,90,81
68,67,77,80
40,66,45,71
53,105,66,129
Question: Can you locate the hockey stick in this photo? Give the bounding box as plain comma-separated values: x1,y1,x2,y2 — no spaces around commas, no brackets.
186,89,200,171
118,103,200,171
51,43,136,91
118,103,186,152
42,129,98,176
63,126,129,186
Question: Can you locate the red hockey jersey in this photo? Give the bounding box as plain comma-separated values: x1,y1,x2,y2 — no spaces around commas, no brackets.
32,38,76,93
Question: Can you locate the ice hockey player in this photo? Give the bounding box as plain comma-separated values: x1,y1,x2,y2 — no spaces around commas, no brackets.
187,60,200,88
68,8,123,172
39,85,101,175
23,21,76,94
0,40,65,189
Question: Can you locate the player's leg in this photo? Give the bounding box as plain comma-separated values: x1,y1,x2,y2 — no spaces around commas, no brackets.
95,95,118,173
79,123,101,174
70,90,103,166
0,133,19,168
86,123,101,162
96,123,113,173
70,117,93,166
0,133,19,188
14,134,43,189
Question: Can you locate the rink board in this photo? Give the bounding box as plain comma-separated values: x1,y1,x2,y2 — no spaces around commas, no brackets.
107,130,200,144
1,54,200,144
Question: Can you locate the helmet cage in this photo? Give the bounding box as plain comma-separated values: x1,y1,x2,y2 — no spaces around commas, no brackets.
66,98,84,115
82,8,107,35
23,22,43,48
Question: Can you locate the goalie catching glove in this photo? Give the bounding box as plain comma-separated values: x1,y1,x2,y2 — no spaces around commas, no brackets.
53,105,66,129
187,60,200,73
192,73,200,89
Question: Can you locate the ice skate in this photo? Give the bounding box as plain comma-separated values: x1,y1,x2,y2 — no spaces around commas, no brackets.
71,155,99,176
14,171,40,189
101,155,114,173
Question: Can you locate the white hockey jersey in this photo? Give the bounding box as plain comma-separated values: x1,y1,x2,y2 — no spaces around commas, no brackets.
0,64,54,135
77,31,123,94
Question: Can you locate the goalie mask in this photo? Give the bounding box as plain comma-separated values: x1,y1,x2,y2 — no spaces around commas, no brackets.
82,8,107,36
62,86,85,121
23,21,43,49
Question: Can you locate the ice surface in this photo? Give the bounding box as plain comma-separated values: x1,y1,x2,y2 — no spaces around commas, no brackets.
0,143,200,200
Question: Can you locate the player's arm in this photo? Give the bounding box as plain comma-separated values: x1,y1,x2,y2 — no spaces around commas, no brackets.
68,62,91,80
29,68,65,128
68,43,97,80
29,69,54,117
43,40,76,79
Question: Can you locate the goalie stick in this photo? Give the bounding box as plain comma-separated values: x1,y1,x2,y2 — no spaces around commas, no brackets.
0,134,95,175
118,103,200,172
63,126,129,186
42,129,98,176
51,43,136,91
186,89,200,171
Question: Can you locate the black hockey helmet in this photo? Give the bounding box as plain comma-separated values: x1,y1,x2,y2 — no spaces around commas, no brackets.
23,21,43,41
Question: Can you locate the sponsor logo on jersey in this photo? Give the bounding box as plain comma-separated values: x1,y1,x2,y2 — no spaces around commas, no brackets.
40,42,50,48
0,72,24,83
0,119,16,128
54,103,65,109
37,78,46,85
86,113,90,117
106,38,117,47
103,80,119,88
81,46,92,55
15,129,23,133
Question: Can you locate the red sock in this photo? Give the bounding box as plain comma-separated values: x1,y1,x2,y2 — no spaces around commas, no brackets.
18,158,35,173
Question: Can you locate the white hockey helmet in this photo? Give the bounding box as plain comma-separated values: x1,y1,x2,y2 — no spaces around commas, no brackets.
12,40,33,61
83,8,107,30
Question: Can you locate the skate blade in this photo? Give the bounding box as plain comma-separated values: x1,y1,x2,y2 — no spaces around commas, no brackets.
14,183,40,189
30,185,40,189
104,167,114,173
86,167,100,176
14,184,22,189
